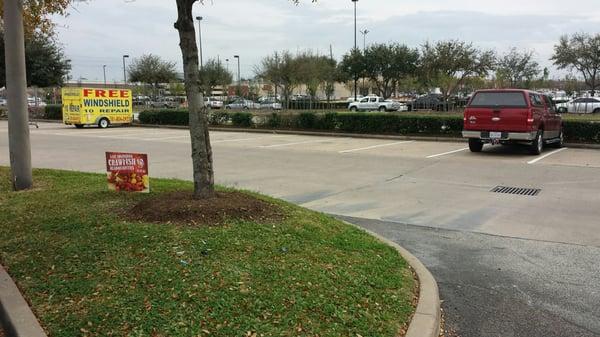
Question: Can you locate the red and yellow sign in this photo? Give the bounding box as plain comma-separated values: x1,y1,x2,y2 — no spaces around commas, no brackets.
105,152,149,193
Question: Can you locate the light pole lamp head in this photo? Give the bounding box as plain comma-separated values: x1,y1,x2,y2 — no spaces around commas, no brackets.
351,0,358,2
196,16,203,21
123,55,129,59
233,55,239,59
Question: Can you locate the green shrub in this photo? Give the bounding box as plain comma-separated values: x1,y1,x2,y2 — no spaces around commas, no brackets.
44,104,62,120
139,109,189,126
136,109,600,144
295,112,318,129
563,120,600,144
266,113,282,128
208,111,229,126
231,112,253,127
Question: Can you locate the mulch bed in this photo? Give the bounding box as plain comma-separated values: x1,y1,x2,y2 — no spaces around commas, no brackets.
127,191,285,226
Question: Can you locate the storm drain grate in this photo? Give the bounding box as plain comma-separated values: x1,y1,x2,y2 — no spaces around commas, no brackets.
491,186,541,196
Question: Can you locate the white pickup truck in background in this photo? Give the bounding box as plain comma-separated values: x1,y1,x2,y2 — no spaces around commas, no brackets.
348,96,407,112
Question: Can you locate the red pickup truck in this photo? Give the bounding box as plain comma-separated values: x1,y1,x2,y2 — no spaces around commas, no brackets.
462,89,563,155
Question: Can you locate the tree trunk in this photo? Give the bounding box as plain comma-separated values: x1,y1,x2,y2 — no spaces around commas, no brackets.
175,0,214,199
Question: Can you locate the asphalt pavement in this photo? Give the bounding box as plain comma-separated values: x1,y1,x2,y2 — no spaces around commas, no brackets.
341,216,600,337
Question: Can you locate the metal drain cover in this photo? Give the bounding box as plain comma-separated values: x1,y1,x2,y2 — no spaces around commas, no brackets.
491,186,541,196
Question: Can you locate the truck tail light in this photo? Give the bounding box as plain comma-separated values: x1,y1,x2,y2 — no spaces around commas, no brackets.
527,109,534,124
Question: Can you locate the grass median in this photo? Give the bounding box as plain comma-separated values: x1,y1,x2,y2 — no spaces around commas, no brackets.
0,168,416,337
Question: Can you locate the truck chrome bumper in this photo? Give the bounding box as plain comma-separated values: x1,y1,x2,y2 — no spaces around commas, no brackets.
462,131,537,141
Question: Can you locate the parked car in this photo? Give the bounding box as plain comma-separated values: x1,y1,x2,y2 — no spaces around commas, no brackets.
409,94,444,111
225,99,260,110
563,97,600,114
133,96,151,106
0,98,7,107
27,97,46,107
149,97,178,109
204,97,224,109
348,96,402,112
463,89,563,155
259,98,282,110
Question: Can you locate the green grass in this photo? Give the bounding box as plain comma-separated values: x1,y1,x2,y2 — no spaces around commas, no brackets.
0,168,415,337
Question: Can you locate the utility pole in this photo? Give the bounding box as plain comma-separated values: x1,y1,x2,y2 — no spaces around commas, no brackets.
234,55,241,97
360,29,369,94
351,0,358,101
4,0,33,190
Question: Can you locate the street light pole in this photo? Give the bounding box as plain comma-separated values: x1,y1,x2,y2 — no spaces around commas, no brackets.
225,58,230,97
195,16,203,69
360,29,369,94
103,65,107,87
351,0,358,101
360,29,369,50
234,55,240,96
122,54,129,84
3,0,32,190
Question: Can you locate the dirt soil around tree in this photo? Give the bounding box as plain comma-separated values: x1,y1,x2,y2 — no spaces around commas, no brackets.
127,191,285,226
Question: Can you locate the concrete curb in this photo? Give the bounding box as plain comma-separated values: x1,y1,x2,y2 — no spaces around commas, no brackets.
341,220,441,337
0,265,47,337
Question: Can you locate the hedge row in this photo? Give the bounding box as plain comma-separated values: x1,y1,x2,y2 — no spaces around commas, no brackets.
563,121,600,143
137,109,600,143
44,104,63,120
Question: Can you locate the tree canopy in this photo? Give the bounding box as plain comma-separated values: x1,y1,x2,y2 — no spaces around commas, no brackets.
0,30,70,87
128,54,178,97
496,48,540,88
199,58,232,95
0,0,77,36
363,43,419,98
420,40,495,100
551,33,600,96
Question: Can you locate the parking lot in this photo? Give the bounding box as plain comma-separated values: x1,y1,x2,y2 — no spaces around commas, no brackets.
2,121,599,246
2,121,600,336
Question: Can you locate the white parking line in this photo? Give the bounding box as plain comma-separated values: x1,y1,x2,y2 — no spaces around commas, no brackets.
339,141,414,154
259,139,331,148
213,135,284,144
426,147,469,159
140,135,189,141
527,147,568,165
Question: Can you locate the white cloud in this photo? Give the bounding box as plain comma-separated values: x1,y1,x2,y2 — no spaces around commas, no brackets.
52,0,600,82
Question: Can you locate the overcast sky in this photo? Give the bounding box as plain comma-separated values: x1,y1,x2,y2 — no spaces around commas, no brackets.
53,0,600,83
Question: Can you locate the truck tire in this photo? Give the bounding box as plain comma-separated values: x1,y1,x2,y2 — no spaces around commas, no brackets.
378,106,386,112
98,118,110,129
594,108,600,114
75,124,84,129
350,106,358,112
530,130,544,155
549,128,564,148
468,138,483,152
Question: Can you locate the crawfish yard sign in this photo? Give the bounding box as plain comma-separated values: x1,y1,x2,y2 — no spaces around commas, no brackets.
105,152,150,193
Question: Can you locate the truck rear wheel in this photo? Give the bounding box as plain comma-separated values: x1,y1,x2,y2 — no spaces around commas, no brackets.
98,118,110,129
468,138,483,152
530,130,543,155
378,106,386,112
